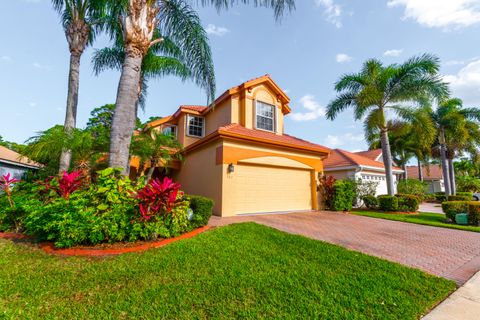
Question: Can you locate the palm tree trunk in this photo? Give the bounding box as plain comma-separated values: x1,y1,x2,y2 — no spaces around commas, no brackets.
402,163,407,180
59,53,81,173
448,158,456,195
417,157,424,181
109,54,143,173
440,129,451,196
380,128,395,196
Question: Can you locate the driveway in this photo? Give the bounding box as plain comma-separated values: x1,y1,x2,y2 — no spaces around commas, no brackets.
209,211,480,285
419,202,444,214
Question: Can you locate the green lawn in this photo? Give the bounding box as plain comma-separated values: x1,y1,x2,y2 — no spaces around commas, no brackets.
0,223,454,319
351,210,480,233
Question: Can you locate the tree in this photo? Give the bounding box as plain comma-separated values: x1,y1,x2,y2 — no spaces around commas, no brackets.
105,0,295,174
326,54,448,196
52,0,105,173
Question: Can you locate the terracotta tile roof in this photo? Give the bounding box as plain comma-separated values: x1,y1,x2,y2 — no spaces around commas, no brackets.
217,124,330,154
0,146,41,168
406,165,443,180
355,149,382,162
179,105,207,112
324,149,402,171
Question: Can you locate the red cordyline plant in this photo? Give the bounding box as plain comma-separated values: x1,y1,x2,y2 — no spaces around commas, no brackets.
45,171,83,200
135,177,183,220
1,173,20,207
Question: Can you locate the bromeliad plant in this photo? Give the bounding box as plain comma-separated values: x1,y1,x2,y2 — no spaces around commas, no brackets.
1,173,20,208
135,177,183,220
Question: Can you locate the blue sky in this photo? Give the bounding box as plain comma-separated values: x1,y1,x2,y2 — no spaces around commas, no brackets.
1,0,480,152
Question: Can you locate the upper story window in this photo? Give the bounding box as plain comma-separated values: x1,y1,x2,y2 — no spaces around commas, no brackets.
187,115,205,137
256,101,275,132
162,125,177,137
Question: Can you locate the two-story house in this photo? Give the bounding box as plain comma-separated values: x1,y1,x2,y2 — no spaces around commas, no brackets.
133,75,331,217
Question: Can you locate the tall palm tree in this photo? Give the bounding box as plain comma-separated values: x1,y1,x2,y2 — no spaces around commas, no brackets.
52,0,105,173
105,0,295,173
326,54,448,196
432,98,480,195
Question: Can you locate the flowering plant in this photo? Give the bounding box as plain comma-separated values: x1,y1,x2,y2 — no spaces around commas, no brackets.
135,177,183,220
1,173,20,207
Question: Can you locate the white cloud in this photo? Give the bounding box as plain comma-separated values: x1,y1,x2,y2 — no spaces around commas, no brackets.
444,58,480,106
387,0,480,30
205,24,230,37
323,133,364,148
336,53,352,63
445,60,466,66
290,94,325,121
0,56,12,62
315,0,343,28
384,49,403,57
29,102,37,107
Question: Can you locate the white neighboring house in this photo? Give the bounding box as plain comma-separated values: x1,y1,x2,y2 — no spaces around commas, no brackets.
323,149,404,196
406,165,445,193
0,146,41,179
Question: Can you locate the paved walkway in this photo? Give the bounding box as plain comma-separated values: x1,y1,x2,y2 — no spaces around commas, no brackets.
419,202,444,214
209,211,480,285
423,271,480,320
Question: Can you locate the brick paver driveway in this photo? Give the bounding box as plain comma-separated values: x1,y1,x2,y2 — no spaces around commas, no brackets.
209,211,480,285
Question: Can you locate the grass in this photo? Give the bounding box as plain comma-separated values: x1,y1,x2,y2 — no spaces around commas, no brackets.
351,210,480,233
0,223,454,319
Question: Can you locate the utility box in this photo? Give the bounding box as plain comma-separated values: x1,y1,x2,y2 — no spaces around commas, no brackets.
455,213,469,225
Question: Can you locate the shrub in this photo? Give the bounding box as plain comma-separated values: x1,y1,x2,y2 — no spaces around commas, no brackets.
319,175,336,210
441,201,470,222
457,192,473,198
457,176,480,193
397,179,428,200
362,195,378,209
378,195,399,212
135,177,183,220
331,180,356,211
355,179,378,206
395,194,420,212
188,195,214,228
468,203,480,226
447,195,471,201
434,192,447,202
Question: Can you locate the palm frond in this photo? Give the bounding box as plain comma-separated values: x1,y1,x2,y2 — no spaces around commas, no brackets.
197,0,295,20
92,47,124,75
326,92,357,120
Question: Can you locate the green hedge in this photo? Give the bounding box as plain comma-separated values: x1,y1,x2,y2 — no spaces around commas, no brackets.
188,195,214,228
448,195,471,201
435,192,447,202
441,201,470,222
457,192,473,198
395,194,420,212
468,203,480,226
331,180,356,211
362,195,378,209
378,195,399,212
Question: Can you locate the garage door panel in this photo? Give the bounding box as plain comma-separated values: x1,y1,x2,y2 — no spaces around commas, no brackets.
232,164,312,215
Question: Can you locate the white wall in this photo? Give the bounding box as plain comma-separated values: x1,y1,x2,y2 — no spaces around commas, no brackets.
355,171,397,196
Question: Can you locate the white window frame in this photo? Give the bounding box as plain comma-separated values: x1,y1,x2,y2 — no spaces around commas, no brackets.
162,125,177,138
255,100,276,133
186,115,205,138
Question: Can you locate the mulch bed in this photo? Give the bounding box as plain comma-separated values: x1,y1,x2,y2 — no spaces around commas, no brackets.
0,226,211,257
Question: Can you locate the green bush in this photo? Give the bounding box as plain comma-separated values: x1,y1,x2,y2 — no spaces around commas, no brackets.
397,179,427,200
441,201,470,222
395,194,420,212
378,195,399,212
188,195,214,228
468,203,480,226
434,192,447,202
447,195,471,201
457,176,480,193
457,192,473,198
362,195,378,209
331,180,356,211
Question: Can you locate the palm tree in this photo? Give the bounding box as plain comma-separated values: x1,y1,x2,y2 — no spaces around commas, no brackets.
432,98,480,195
52,0,105,173
326,54,448,196
105,0,295,174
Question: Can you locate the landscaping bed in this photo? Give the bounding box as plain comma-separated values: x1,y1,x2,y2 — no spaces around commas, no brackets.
0,223,455,319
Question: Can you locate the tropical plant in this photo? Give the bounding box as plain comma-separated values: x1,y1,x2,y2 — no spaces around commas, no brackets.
104,0,295,173
397,179,427,199
0,174,20,208
319,175,336,210
52,0,106,173
456,176,480,193
326,54,448,195
135,177,183,220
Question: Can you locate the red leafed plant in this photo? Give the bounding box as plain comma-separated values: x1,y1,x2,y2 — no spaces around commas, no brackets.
135,177,183,220
1,173,20,207
56,171,83,199
319,175,336,210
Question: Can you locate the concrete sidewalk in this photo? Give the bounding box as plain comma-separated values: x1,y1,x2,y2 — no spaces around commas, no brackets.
423,271,480,319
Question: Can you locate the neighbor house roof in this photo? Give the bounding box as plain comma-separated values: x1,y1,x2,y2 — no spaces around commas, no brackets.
354,149,382,162
324,149,402,172
186,123,330,155
0,146,41,169
406,165,443,180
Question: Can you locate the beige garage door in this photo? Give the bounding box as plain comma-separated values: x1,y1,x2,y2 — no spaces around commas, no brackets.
232,164,312,215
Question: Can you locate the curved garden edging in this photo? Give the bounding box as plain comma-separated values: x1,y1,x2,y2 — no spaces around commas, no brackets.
0,226,211,257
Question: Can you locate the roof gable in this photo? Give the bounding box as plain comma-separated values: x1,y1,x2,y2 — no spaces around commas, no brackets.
354,149,382,162
324,149,401,171
0,146,41,168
